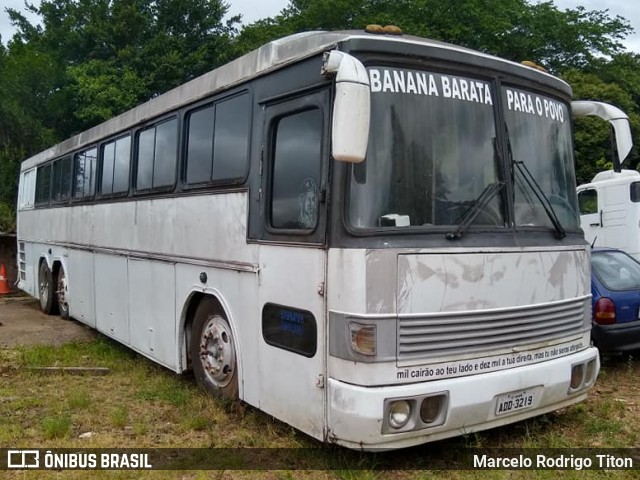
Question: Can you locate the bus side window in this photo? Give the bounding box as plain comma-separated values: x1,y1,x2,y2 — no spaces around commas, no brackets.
136,118,178,191
51,156,71,203
101,135,131,195
185,92,250,186
74,148,97,199
35,163,52,206
19,169,36,209
270,108,323,231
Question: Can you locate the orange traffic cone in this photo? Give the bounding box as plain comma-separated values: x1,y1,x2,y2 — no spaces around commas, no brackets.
0,264,10,294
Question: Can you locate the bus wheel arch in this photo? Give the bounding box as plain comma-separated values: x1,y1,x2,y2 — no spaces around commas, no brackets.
38,257,57,315
186,294,240,401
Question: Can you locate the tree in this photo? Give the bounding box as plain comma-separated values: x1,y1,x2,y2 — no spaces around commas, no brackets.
0,0,240,218
562,67,640,185
0,40,58,220
236,0,632,74
6,0,240,135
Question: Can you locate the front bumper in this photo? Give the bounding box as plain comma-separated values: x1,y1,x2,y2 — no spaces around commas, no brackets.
327,347,599,450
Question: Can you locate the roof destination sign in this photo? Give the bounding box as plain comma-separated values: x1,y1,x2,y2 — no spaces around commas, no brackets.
368,67,493,105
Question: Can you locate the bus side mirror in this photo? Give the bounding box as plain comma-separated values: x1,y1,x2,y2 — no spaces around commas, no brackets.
571,100,633,167
322,50,370,163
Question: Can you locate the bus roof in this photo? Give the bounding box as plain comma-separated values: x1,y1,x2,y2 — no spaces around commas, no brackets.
21,30,571,171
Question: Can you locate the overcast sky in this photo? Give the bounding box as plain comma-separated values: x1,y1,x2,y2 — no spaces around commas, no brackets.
1,0,638,52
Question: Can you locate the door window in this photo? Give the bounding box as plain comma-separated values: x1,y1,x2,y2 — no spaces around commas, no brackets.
578,189,598,215
270,108,323,231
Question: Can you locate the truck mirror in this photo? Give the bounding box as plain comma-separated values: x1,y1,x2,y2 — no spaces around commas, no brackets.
572,101,632,166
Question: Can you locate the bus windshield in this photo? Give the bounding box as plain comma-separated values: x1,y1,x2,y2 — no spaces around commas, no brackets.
503,85,579,230
347,67,580,231
349,67,503,229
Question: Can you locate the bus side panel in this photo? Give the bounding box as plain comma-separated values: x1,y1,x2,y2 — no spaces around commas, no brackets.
94,253,129,345
257,245,327,441
128,259,176,368
20,241,37,297
68,249,96,327
174,264,260,404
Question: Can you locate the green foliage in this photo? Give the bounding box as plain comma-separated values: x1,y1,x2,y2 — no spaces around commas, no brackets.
562,69,640,184
0,201,16,232
0,0,239,208
67,60,148,125
235,0,632,73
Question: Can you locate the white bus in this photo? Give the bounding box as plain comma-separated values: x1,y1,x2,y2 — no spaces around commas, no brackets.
16,28,628,450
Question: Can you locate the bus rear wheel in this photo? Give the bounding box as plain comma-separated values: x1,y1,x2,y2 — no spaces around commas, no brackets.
38,261,57,315
190,299,239,401
56,266,70,320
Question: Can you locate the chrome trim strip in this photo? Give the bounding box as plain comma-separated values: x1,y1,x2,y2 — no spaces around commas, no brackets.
17,239,259,273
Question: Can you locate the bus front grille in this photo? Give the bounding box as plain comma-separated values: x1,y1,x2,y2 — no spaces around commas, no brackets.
397,296,589,361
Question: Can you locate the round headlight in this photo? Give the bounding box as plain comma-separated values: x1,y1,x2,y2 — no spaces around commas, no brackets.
420,395,444,424
388,400,411,429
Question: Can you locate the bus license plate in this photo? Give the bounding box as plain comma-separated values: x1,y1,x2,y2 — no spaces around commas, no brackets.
495,389,535,415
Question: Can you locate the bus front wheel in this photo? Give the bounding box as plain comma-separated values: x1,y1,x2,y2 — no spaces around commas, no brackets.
38,261,56,315
190,299,239,401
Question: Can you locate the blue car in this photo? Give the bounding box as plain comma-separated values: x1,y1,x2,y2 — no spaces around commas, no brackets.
591,247,640,353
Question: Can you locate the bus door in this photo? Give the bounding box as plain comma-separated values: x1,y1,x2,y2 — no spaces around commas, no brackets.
256,89,330,440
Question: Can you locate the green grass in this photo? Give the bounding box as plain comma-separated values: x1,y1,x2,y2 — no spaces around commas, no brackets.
67,387,92,410
41,414,71,439
2,337,640,479
18,337,136,370
136,374,192,406
109,405,129,428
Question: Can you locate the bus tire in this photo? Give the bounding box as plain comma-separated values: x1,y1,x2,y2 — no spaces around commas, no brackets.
38,260,57,315
190,298,239,401
55,265,70,320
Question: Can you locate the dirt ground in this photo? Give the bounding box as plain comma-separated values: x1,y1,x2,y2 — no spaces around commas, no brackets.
0,293,97,347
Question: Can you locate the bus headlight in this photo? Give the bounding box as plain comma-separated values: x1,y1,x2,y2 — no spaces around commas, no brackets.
585,359,597,386
388,400,411,429
420,394,446,424
570,363,585,390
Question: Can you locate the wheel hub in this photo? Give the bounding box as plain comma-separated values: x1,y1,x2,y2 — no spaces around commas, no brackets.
199,316,235,387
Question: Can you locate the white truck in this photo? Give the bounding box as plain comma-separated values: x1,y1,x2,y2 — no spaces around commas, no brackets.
575,102,637,258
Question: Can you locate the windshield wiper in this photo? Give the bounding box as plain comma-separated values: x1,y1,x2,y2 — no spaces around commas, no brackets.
446,181,505,240
506,129,566,239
